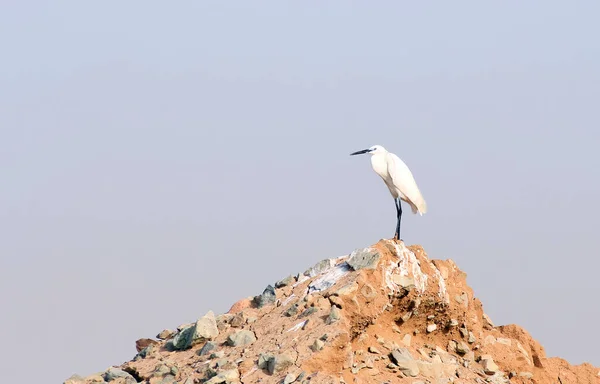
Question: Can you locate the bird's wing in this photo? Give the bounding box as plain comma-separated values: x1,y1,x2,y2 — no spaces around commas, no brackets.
386,152,427,215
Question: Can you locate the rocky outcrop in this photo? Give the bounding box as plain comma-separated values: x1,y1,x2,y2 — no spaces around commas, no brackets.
65,239,600,384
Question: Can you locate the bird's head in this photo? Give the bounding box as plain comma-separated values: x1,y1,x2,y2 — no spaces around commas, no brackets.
350,145,386,156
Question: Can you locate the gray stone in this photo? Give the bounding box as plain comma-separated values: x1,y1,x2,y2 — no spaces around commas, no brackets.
198,341,217,356
172,311,219,350
226,330,257,347
326,305,341,324
254,285,276,308
258,353,274,370
283,303,299,317
156,329,175,340
304,259,334,277
103,367,136,383
267,354,295,375
275,275,296,288
426,323,437,333
347,248,381,270
299,307,318,318
390,348,419,377
171,326,193,350
448,319,459,327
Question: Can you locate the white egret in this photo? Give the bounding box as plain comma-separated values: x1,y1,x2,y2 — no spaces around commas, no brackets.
350,145,427,240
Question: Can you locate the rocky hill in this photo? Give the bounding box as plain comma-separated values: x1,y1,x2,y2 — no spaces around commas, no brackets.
65,239,600,384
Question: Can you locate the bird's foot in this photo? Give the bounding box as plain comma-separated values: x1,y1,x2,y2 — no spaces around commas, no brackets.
391,233,404,243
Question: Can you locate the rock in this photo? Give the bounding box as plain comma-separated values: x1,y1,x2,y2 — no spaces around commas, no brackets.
83,374,105,383
226,330,257,347
455,293,468,306
275,275,296,288
198,341,217,356
390,348,419,377
334,282,358,296
482,313,495,329
468,331,476,344
156,375,176,384
484,335,496,346
104,367,136,383
402,334,411,347
481,357,499,374
283,373,297,384
426,323,437,333
135,338,158,353
64,374,84,384
205,369,239,384
172,311,219,350
416,361,457,379
347,248,381,270
519,372,534,379
299,307,318,318
326,305,341,324
171,326,193,350
254,285,276,308
283,303,299,317
368,346,381,354
310,339,325,352
329,295,344,308
496,337,511,346
392,275,415,290
447,340,458,353
156,329,175,340
258,353,274,370
456,341,470,355
304,259,334,277
360,283,377,299
267,354,295,375
230,312,246,328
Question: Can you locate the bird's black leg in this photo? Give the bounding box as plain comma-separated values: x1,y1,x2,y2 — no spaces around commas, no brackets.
394,198,402,240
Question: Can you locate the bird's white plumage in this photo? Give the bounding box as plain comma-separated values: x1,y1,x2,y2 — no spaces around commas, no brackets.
368,145,427,215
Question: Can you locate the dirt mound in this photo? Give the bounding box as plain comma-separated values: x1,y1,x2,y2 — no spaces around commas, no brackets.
65,239,600,384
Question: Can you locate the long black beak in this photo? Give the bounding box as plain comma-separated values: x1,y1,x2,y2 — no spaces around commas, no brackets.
350,149,371,156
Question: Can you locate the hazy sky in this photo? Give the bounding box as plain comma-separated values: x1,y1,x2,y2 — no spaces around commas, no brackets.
1,2,599,382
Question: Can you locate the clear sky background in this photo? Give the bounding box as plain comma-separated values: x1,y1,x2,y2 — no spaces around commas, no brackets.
1,2,599,382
